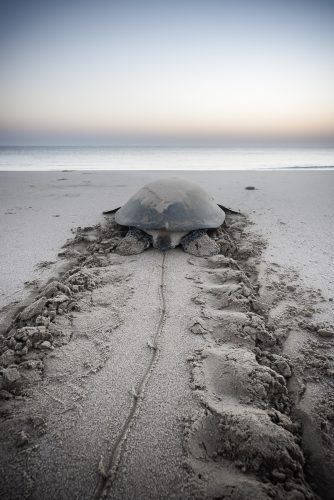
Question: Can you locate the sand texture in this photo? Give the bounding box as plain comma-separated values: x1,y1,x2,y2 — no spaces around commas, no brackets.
0,171,334,499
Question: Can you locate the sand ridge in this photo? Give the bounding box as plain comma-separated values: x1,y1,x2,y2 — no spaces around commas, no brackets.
0,209,333,499
184,215,334,499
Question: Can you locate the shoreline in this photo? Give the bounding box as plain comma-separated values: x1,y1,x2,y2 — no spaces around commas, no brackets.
1,145,334,172
1,167,334,172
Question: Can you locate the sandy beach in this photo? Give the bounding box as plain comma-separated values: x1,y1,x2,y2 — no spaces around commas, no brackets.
0,170,334,500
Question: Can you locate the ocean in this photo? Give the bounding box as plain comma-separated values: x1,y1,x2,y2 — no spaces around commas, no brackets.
0,146,333,171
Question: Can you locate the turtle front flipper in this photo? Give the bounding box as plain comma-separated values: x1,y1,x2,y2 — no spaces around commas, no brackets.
217,204,240,215
103,207,121,215
181,230,220,257
116,227,152,255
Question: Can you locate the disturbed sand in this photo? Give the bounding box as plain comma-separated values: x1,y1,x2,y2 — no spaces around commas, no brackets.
0,171,334,499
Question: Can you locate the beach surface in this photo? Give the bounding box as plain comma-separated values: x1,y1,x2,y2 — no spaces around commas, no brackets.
0,170,334,499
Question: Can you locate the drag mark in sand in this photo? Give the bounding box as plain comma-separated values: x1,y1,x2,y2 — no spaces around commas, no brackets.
93,251,168,500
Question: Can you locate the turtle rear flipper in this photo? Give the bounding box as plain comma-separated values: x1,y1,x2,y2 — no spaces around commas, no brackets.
115,228,151,255
181,230,220,257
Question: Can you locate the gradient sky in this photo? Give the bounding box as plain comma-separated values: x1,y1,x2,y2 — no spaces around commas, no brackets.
1,0,334,144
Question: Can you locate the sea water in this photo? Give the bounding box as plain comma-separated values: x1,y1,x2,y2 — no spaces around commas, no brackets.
0,146,333,171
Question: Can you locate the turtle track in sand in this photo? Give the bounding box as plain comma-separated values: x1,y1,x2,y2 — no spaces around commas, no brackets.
184,215,334,499
0,211,334,499
93,252,168,499
0,215,203,499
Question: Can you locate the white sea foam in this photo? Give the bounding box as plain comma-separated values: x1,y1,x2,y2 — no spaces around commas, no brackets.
0,146,333,171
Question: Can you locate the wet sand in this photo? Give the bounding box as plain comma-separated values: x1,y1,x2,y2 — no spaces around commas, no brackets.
0,171,334,499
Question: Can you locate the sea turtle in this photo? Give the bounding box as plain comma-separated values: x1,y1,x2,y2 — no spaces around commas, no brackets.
104,177,230,257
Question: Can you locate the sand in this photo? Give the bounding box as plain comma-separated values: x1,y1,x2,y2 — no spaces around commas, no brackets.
0,170,334,499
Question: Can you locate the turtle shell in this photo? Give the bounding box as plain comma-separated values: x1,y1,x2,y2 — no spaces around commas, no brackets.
115,178,225,231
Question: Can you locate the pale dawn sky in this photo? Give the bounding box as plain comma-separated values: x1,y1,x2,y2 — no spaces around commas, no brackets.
0,0,334,144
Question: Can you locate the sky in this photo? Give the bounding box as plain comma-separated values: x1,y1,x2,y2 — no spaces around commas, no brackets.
0,0,334,145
